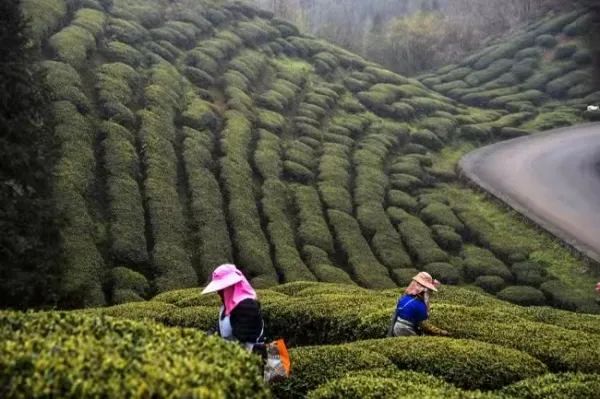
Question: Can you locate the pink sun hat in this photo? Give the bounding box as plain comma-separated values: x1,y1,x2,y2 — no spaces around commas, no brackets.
201,264,244,294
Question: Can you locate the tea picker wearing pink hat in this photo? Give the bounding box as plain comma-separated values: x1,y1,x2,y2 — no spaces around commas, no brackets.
387,271,449,337
202,264,265,351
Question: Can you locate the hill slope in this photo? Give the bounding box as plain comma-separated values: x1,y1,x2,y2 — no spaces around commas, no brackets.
17,0,600,311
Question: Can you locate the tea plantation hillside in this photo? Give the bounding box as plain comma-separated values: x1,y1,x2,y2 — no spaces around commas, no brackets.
16,0,600,312
419,8,600,134
5,281,600,397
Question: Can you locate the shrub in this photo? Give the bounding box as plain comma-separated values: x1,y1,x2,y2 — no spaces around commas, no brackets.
388,189,418,211
307,374,495,399
110,266,149,301
535,34,557,48
104,41,144,67
512,261,549,287
394,213,449,264
462,246,511,281
501,372,600,399
424,262,461,285
539,280,590,311
354,337,547,390
391,268,420,286
301,246,354,284
553,43,578,60
573,49,592,65
262,179,316,283
497,286,546,306
184,66,214,87
410,129,443,150
474,275,506,294
182,129,233,281
100,122,148,265
318,183,353,214
0,311,269,398
49,25,96,68
420,202,464,231
327,209,396,289
515,47,543,60
431,225,463,252
273,345,396,396
293,185,335,254
459,124,492,142
390,173,423,192
546,70,588,98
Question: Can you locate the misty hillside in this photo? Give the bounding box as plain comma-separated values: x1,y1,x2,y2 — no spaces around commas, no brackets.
18,0,599,311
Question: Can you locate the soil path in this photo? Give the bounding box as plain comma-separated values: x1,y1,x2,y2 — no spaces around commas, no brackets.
459,123,600,263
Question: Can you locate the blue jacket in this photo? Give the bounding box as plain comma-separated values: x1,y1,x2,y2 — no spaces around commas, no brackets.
395,294,428,327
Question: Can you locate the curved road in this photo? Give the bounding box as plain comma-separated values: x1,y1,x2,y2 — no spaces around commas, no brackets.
459,123,600,263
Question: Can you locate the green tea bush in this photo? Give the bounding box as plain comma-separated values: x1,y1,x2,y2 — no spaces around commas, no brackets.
354,337,547,390
431,224,462,251
0,311,269,398
465,59,513,86
106,18,149,44
497,286,547,306
462,246,512,281
387,189,418,211
100,122,148,265
273,345,396,396
262,179,316,282
391,268,420,286
488,90,546,107
284,160,315,182
393,212,449,265
420,202,464,231
109,266,149,303
104,41,144,67
182,128,233,281
390,173,423,192
292,185,335,254
49,25,96,68
474,275,506,294
318,183,353,214
181,96,218,130
511,261,549,287
535,34,557,48
286,140,317,170
531,10,582,35
553,43,578,60
573,49,592,65
424,262,461,284
301,246,354,284
546,70,588,98
184,66,214,87
220,110,277,285
43,61,91,113
307,373,495,399
327,209,396,288
52,101,106,306
501,372,600,399
254,129,282,179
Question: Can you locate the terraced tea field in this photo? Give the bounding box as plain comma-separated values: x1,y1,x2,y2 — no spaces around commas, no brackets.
16,0,599,313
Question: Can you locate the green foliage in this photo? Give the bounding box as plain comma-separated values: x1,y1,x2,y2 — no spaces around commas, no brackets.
273,345,396,396
501,373,600,399
292,185,335,255
420,202,464,231
391,211,449,265
424,262,461,284
43,61,91,113
100,122,148,265
307,373,494,399
182,128,233,281
262,179,316,282
387,189,417,211
104,41,144,67
431,225,463,251
301,246,354,284
462,246,511,281
0,311,269,398
49,25,96,68
22,0,68,44
553,43,578,60
546,70,589,98
327,209,396,288
474,275,506,294
353,337,547,390
497,286,547,306
109,266,149,303
535,34,557,48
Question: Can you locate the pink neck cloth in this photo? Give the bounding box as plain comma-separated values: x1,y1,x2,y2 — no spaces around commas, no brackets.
222,274,257,316
405,280,430,311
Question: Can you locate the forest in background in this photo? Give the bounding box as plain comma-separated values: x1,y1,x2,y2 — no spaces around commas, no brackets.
253,0,574,75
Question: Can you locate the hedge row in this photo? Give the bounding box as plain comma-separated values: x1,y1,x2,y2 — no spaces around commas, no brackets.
181,123,233,282
292,184,335,255
261,179,316,282
52,101,106,306
220,110,277,286
43,60,92,113
387,207,448,265
139,63,197,292
0,311,269,398
327,209,396,288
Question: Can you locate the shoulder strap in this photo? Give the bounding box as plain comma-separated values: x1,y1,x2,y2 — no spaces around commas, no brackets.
398,297,416,311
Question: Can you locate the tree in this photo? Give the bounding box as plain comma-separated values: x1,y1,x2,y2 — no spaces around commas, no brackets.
0,0,60,308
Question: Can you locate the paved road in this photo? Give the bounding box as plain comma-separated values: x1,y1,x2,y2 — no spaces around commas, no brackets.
459,123,600,263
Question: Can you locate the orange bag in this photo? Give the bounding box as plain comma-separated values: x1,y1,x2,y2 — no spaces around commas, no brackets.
263,339,291,383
